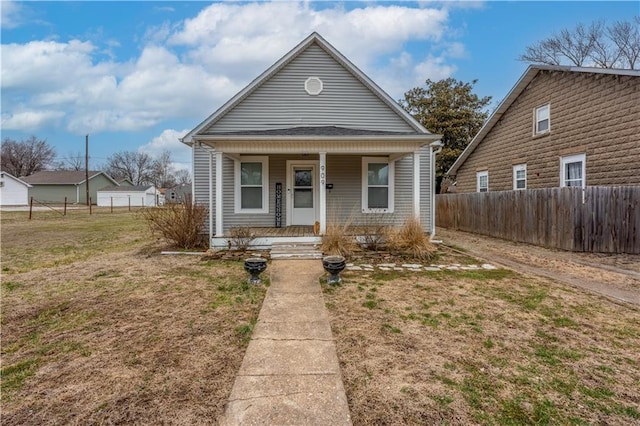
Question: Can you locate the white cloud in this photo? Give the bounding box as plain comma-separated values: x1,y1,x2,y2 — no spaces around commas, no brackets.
1,2,462,135
138,128,191,170
1,1,23,29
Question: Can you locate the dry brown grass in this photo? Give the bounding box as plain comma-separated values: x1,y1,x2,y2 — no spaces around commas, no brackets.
322,246,640,425
1,210,265,425
385,216,437,261
321,222,357,257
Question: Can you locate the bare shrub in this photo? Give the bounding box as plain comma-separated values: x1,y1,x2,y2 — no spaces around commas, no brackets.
386,216,437,261
360,213,390,251
228,227,255,251
321,223,357,257
141,196,207,249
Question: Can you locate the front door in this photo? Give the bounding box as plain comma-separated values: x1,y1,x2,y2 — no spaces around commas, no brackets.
288,162,317,226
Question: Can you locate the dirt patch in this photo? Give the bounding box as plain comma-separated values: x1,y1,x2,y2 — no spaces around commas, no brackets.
323,262,640,425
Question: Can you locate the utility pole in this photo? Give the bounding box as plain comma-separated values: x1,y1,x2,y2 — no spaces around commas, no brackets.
85,134,90,206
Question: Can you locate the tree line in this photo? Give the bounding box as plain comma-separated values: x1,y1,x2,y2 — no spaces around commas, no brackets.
1,18,636,193
0,137,190,187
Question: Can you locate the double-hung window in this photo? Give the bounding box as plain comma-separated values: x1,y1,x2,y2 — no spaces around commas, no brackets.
560,153,586,188
477,170,488,192
534,104,550,135
513,164,527,190
235,156,269,213
362,157,394,213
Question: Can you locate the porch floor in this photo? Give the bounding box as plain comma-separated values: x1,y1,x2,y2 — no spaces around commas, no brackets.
243,225,386,237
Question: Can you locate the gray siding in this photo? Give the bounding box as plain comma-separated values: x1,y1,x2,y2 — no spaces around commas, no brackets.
419,146,434,233
193,145,212,233
207,43,415,133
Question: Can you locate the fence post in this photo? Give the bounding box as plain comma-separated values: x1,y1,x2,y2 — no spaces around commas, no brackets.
29,196,33,220
128,196,131,212
64,197,67,216
89,197,92,215
110,197,113,213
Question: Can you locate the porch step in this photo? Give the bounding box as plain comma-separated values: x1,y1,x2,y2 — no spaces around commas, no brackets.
270,242,323,260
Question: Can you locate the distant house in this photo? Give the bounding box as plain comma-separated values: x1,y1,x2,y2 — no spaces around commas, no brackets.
96,185,162,207
182,32,442,248
118,179,134,187
22,171,118,204
447,65,640,192
0,172,32,206
165,183,192,203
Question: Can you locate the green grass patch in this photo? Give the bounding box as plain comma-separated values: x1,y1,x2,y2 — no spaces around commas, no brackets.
1,358,40,398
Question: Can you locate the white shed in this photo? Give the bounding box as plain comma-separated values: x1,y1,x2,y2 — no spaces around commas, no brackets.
0,172,32,206
97,185,161,207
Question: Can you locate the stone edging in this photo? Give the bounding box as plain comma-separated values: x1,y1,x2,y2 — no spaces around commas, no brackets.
346,263,498,272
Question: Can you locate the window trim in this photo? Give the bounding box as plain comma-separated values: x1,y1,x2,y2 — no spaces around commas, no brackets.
477,170,489,193
534,103,550,135
513,164,527,190
362,156,394,213
234,156,269,214
560,153,586,189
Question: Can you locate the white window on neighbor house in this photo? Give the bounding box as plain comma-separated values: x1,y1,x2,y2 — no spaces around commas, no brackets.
513,164,527,190
534,104,550,135
477,170,489,192
560,153,586,189
362,157,394,213
235,156,269,213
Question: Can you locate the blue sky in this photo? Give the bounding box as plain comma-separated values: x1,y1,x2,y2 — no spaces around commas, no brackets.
2,1,638,173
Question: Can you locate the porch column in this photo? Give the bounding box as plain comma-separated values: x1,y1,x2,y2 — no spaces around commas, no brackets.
319,152,327,234
413,150,420,219
215,151,223,236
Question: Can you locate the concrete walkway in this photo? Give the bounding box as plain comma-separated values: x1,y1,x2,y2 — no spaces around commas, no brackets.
220,260,352,425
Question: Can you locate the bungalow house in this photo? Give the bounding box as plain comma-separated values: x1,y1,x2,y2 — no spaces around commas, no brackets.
22,170,118,204
97,185,162,207
447,65,640,192
182,33,442,248
0,172,32,206
165,183,192,204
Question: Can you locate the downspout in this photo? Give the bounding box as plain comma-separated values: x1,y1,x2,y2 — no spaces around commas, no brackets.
429,140,443,240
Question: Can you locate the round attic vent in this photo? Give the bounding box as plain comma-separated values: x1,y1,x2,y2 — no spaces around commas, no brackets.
304,77,323,95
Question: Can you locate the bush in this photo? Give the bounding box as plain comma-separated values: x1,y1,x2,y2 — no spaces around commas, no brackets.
228,227,255,251
141,196,208,249
386,217,437,261
360,213,390,251
321,222,357,257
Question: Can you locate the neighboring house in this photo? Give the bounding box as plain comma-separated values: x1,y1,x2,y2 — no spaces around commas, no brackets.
0,172,32,206
97,185,162,207
118,179,134,187
165,183,192,204
182,32,442,247
22,171,118,204
448,65,640,192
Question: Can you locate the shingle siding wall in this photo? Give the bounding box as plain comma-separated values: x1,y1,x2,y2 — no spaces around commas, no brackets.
455,71,640,193
207,43,415,133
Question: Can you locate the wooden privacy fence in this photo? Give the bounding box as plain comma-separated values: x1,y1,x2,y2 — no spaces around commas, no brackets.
436,186,640,254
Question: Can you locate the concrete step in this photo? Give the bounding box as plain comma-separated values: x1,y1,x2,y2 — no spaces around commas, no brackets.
270,242,323,260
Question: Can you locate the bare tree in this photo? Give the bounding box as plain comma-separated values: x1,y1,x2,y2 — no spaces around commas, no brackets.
173,169,191,185
520,18,640,69
104,151,156,185
55,151,85,171
0,136,56,177
152,150,177,188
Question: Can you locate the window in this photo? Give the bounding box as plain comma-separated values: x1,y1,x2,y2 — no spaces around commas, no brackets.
477,170,488,192
560,153,586,188
235,156,269,213
513,164,527,190
534,104,550,135
362,157,394,213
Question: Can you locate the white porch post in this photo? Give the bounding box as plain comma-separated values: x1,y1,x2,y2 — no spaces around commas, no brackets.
215,151,223,236
413,150,420,219
319,152,327,234
208,151,214,243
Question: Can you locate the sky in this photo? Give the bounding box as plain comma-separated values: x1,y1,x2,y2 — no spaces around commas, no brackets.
1,1,638,173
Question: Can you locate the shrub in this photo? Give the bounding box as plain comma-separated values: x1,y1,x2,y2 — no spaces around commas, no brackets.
141,196,208,249
228,227,255,251
360,213,390,251
386,217,437,261
321,222,357,257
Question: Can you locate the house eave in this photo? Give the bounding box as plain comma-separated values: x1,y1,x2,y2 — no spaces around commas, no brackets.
193,134,439,142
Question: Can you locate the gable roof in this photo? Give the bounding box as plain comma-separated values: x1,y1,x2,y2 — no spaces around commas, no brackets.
447,65,640,176
98,185,154,192
182,32,434,144
0,172,32,187
22,170,118,186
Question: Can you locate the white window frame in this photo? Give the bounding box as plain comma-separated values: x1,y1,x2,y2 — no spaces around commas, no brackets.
234,156,269,214
560,153,586,189
477,170,488,193
513,164,527,190
534,104,550,135
362,157,394,213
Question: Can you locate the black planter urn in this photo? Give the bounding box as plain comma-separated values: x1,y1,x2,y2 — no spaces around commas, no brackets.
244,257,267,284
322,255,346,285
